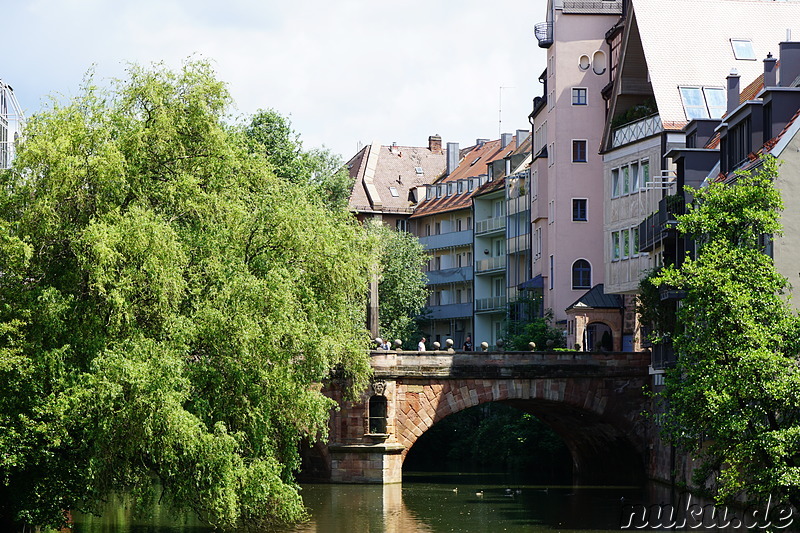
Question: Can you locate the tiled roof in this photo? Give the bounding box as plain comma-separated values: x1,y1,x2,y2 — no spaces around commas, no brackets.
348,142,446,214
632,0,800,127
410,139,517,218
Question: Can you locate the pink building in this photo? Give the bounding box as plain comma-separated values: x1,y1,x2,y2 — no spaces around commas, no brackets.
532,0,622,348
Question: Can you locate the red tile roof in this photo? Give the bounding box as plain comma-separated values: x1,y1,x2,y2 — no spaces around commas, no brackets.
410,138,517,218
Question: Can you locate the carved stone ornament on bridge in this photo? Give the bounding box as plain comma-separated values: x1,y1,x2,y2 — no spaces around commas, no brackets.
371,380,387,396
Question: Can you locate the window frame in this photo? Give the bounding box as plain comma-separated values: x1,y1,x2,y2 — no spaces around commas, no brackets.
572,87,588,106
572,139,588,163
572,198,588,222
571,259,592,290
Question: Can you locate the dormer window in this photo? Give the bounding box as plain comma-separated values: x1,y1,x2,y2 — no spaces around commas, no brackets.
731,39,756,60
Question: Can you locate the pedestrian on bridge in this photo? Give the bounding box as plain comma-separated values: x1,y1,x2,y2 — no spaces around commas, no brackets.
418,337,426,351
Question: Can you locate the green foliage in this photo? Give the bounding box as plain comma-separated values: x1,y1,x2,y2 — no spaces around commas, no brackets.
245,109,354,210
652,155,800,507
636,269,677,345
364,221,428,345
502,298,565,350
610,98,657,130
404,403,571,481
0,60,372,530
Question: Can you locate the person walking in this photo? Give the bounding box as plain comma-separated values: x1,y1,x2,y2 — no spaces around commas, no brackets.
417,337,426,351
462,335,473,351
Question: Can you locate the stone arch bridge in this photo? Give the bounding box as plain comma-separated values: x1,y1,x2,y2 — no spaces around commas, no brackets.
307,350,652,485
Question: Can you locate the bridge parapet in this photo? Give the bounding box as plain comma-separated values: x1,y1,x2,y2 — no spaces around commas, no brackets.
370,350,650,379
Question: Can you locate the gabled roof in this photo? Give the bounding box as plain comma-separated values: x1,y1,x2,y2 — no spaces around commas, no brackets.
604,0,800,148
347,142,445,215
566,284,624,311
410,138,517,218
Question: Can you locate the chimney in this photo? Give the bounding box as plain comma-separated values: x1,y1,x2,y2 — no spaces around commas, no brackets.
779,41,800,87
476,138,489,147
446,142,459,175
727,69,740,114
516,129,529,148
764,53,778,88
428,134,442,153
501,133,513,148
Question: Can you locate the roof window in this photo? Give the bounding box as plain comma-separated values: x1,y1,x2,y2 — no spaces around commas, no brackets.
731,39,756,60
389,187,399,197
679,86,725,120
470,157,481,166
415,166,424,175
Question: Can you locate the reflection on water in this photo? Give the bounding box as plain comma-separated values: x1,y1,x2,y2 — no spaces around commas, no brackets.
70,474,646,533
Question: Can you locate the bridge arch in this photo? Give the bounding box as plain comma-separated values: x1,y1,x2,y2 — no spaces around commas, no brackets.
396,377,645,485
321,350,650,485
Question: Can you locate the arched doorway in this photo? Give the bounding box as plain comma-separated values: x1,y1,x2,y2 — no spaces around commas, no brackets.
584,322,613,352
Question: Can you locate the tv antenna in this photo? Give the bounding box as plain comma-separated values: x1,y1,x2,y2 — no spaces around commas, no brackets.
499,86,515,137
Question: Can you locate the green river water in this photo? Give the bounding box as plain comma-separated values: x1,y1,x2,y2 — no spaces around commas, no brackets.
68,473,650,533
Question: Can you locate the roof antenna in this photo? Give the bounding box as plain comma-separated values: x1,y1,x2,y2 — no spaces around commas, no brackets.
499,86,515,138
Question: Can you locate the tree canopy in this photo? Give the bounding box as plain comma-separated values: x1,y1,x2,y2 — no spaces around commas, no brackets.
0,60,373,530
652,156,800,508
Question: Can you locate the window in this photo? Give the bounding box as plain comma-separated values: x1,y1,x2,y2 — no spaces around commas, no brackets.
396,219,407,231
435,222,441,235
641,161,650,187
548,200,555,224
679,87,708,120
612,231,620,260
467,216,472,230
456,289,462,304
731,38,756,60
494,200,504,218
572,87,587,106
368,395,387,434
703,87,727,119
632,227,640,256
425,224,431,236
467,252,472,265
549,255,554,290
389,186,399,197
622,228,630,258
622,166,630,195
456,218,462,232
572,259,591,289
579,54,590,71
611,168,620,198
457,180,464,193
435,256,441,270
572,140,588,163
467,288,472,302
572,199,587,221
457,253,462,268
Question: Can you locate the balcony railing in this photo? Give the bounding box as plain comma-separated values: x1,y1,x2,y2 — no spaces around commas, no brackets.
475,217,506,235
611,114,663,149
425,266,473,286
563,0,622,14
476,296,507,313
638,195,683,253
507,234,530,254
425,302,473,320
418,230,473,251
534,22,553,48
476,256,506,274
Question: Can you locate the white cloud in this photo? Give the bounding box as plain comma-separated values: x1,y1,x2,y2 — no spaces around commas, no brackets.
4,0,546,158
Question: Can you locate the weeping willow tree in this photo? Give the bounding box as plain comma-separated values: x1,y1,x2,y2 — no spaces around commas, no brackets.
0,60,373,531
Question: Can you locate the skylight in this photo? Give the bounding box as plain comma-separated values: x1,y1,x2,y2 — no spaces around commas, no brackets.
731,39,756,60
389,187,399,197
679,86,726,120
415,167,424,175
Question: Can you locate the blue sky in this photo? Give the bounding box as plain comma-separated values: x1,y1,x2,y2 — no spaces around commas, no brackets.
3,0,546,159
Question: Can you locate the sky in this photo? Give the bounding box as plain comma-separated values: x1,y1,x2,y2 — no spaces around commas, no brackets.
2,0,547,160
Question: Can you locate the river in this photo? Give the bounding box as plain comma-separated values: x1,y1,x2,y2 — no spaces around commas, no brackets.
69,473,649,532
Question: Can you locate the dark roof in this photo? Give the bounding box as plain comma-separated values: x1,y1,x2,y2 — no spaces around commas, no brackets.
566,284,624,310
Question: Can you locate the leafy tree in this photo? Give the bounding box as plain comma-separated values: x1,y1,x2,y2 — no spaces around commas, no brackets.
244,109,354,210
502,296,565,350
652,155,800,508
364,220,428,345
0,60,372,531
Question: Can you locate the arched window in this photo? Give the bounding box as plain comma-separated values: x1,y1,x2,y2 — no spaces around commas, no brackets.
579,54,590,71
572,259,591,289
592,51,607,75
368,395,387,434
